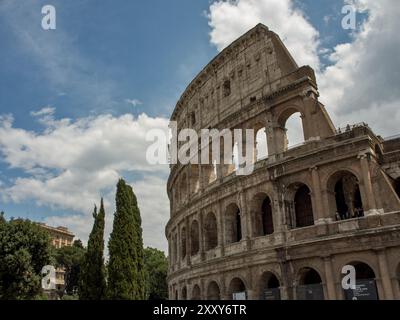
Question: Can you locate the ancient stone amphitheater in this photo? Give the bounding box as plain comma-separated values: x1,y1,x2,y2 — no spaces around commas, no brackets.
165,24,400,300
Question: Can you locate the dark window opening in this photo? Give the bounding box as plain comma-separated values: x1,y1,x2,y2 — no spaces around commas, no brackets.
191,112,196,126
236,209,242,242
250,96,256,103
334,175,364,221
261,197,274,235
294,185,314,228
394,178,400,199
223,80,231,97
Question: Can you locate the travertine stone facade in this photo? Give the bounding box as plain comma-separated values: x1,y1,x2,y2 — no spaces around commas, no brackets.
166,24,400,300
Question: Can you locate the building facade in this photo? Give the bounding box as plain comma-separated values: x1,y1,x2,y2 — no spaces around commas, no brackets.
38,223,75,291
165,24,400,300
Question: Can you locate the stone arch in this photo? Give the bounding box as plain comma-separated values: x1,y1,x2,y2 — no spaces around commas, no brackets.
259,271,281,300
204,212,218,251
285,183,314,228
224,203,242,244
342,261,379,300
277,106,306,151
251,192,274,237
191,284,201,300
296,267,324,300
228,277,247,300
326,170,364,220
181,286,187,300
190,220,200,256
180,227,187,260
206,281,221,300
254,122,268,161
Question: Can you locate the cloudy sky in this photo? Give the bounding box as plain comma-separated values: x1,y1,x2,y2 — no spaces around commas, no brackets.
0,0,399,252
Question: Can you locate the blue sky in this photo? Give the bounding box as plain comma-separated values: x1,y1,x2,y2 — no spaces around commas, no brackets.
0,0,398,251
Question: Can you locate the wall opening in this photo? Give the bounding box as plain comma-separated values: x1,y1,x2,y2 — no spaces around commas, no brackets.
223,79,231,97
229,278,247,300
394,178,400,199
190,220,200,256
252,193,274,237
204,212,218,251
297,268,324,300
260,272,281,300
285,112,305,149
328,171,364,220
191,285,201,300
343,262,379,300
255,127,268,160
181,227,186,260
225,203,242,244
207,281,221,300
294,184,314,228
181,286,187,300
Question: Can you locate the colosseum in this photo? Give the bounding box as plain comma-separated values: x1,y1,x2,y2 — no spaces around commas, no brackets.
165,23,400,300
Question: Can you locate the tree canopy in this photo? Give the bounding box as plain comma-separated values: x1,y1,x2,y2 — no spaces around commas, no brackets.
0,218,52,299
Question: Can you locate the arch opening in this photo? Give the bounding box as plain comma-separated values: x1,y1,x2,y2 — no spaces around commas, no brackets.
181,286,187,300
225,203,242,244
207,281,221,300
297,268,324,300
252,193,274,237
255,127,268,161
204,212,218,251
229,278,247,300
328,171,364,220
181,227,187,260
190,221,200,256
191,285,201,300
293,184,314,228
343,262,379,300
260,272,281,300
283,111,305,150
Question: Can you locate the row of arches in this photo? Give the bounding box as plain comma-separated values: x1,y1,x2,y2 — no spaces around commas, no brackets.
170,170,370,264
173,261,381,300
173,111,306,208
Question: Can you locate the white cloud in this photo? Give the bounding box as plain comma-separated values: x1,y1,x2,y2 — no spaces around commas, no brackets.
30,107,55,117
207,0,400,137
207,0,321,69
0,112,170,251
125,99,143,107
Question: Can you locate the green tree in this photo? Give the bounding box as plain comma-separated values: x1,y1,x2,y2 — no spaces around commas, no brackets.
0,218,52,299
79,200,107,300
53,240,86,296
144,247,168,300
107,179,145,299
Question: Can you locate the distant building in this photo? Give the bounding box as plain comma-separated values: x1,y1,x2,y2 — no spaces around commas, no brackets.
38,223,75,248
38,223,75,293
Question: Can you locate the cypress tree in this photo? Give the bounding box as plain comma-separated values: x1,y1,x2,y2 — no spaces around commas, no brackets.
108,178,145,299
79,200,107,299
